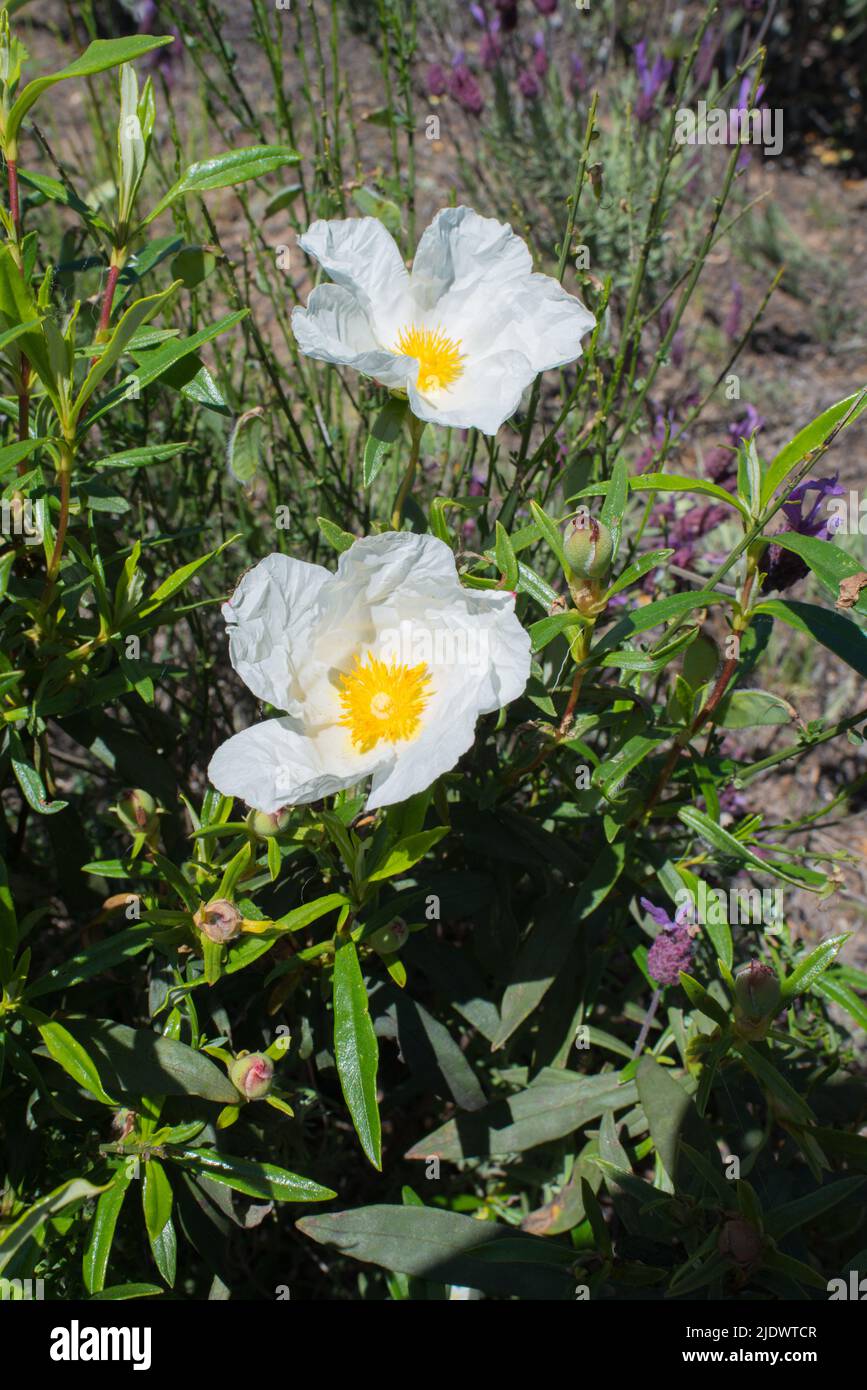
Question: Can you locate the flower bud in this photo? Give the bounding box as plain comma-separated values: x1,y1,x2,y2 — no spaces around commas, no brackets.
194,898,243,944
564,513,613,580
229,1052,274,1100
735,961,780,1015
113,788,160,840
368,918,409,955
733,962,780,1040
247,807,292,839
718,1217,763,1268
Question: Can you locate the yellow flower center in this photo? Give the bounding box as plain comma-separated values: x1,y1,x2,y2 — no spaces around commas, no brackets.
338,652,432,752
395,323,465,393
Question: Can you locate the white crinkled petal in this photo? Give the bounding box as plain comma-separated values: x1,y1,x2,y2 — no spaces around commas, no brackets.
460,271,595,373
297,217,410,337
223,553,330,711
208,718,387,813
290,285,412,390
365,589,531,810
408,348,535,434
409,206,532,313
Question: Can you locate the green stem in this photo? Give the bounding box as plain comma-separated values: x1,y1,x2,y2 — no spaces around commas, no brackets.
391,416,423,530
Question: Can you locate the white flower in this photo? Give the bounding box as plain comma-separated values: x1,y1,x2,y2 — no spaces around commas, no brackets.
208,532,531,813
291,206,595,435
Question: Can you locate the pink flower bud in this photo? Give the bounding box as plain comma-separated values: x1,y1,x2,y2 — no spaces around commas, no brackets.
195,899,243,944
229,1052,274,1100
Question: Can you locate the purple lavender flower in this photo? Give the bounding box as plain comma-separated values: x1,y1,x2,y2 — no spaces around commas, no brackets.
764,475,845,591
448,58,485,115
704,406,764,490
518,67,541,100
532,31,549,78
469,2,488,26
426,63,448,97
533,0,559,13
480,23,503,70
634,41,673,123
640,897,695,986
570,53,588,96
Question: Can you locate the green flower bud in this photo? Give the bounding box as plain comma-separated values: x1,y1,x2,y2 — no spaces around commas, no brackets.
736,962,780,1016
229,1052,274,1101
194,898,243,944
113,789,161,844
368,918,409,955
564,514,613,580
733,962,781,1041
247,807,292,839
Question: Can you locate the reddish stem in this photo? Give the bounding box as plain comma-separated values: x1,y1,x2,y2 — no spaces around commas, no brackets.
97,263,121,340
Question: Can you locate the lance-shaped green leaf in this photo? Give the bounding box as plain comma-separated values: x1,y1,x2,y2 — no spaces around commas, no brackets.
765,1176,865,1241
333,936,381,1168
297,1205,575,1299
761,387,867,507
754,598,867,681
38,1021,116,1105
166,1148,335,1202
58,1020,240,1103
363,396,407,487
140,146,299,227
678,806,826,890
764,532,867,618
780,933,850,1005
366,827,449,883
83,1169,132,1294
72,281,180,420
6,35,176,146
0,1178,107,1275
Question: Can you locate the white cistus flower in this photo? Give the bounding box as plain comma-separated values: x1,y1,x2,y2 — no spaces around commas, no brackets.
291,206,595,436
208,533,531,813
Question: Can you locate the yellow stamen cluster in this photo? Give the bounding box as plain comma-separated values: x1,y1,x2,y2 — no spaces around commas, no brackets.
338,652,432,752
394,323,465,393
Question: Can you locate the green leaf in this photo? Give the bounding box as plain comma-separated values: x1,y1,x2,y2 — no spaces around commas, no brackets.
38,1021,116,1105
761,388,867,507
0,1178,107,1274
780,933,850,1004
142,1159,173,1244
736,1041,815,1124
679,972,730,1028
7,36,176,142
27,924,153,998
678,806,826,890
317,516,356,553
494,521,519,589
58,1020,240,1103
167,1148,335,1202
578,472,750,520
592,590,732,656
766,1176,865,1240
366,827,449,882
363,397,408,487
333,937,381,1168
406,1069,637,1161
89,1283,164,1300
73,281,180,419
599,455,630,556
716,688,795,728
814,974,867,1032
493,843,626,1049
297,1205,574,1299
142,147,300,226
228,407,265,485
529,500,569,571
635,1057,716,1186
351,185,403,235
139,533,236,616
765,532,867,617
83,1171,132,1295
605,549,674,599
